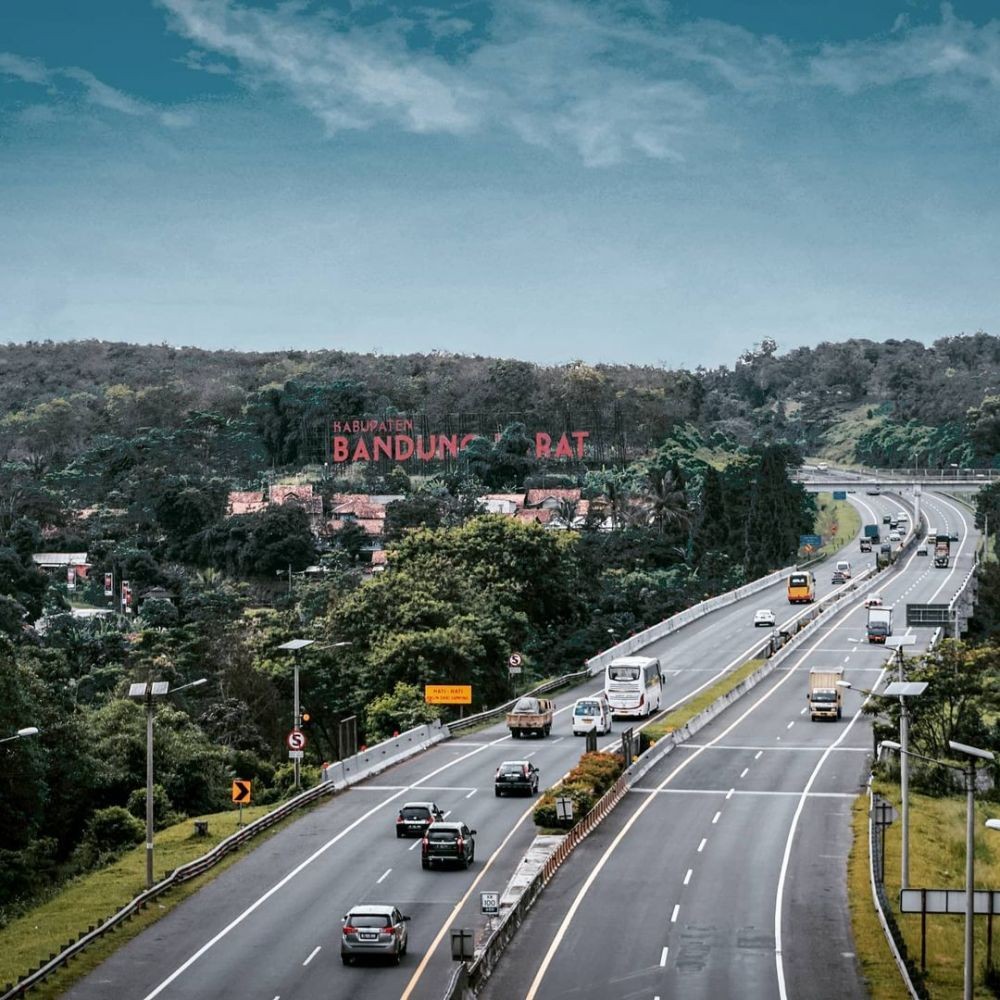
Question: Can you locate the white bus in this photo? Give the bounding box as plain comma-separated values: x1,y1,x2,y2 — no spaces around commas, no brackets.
604,656,663,719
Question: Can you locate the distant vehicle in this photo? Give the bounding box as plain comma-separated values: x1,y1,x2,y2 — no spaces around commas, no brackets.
836,560,852,578
896,511,909,522
506,696,555,739
807,669,845,721
882,514,892,525
831,570,847,585
495,760,540,796
817,463,829,471
422,822,476,869
341,904,410,965
864,523,881,544
860,537,872,552
571,695,612,735
787,571,816,604
867,606,893,644
934,534,951,568
917,544,929,556
864,595,883,608
866,486,881,495
395,802,444,838
889,531,901,542
754,609,776,628
605,656,663,719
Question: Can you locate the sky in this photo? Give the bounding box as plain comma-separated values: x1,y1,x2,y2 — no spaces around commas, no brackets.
2,0,1000,369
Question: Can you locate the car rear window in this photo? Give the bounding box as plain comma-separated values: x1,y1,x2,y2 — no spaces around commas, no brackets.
348,915,389,928
428,829,458,841
500,765,524,775
574,702,598,715
402,807,431,819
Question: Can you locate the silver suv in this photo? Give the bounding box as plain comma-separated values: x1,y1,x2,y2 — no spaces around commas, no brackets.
341,903,410,965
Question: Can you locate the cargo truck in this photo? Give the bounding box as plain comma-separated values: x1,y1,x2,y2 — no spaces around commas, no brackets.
864,524,881,544
807,669,844,721
860,537,872,552
506,696,555,738
934,534,951,568
866,606,893,643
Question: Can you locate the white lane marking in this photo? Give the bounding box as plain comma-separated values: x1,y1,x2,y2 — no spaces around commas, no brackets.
680,743,868,752
712,811,721,824
523,583,885,1000
139,733,510,1000
773,662,890,1000
843,656,850,662
376,868,392,884
550,737,564,744
697,838,707,852
799,707,806,715
659,947,669,966
754,750,763,759
726,788,734,800
442,810,452,819
740,768,749,779
465,788,477,798
408,839,422,851
524,751,538,758
633,788,856,799
670,905,680,923
683,869,692,885
786,722,794,730
303,946,321,966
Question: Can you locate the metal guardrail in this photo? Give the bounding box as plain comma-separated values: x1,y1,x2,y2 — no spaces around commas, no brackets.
1,720,445,1000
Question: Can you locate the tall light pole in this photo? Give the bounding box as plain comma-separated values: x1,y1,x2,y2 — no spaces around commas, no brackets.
127,678,207,888
884,635,920,889
0,726,39,745
277,639,315,790
880,738,995,1000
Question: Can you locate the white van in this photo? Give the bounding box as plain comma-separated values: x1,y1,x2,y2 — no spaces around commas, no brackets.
835,559,851,578
572,695,612,736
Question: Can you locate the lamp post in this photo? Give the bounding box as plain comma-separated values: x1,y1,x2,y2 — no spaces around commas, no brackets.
0,726,39,745
128,678,207,888
276,639,314,791
879,738,995,1000
884,635,920,889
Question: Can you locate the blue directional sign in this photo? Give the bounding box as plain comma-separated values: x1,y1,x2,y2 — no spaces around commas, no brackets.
799,534,822,550
833,490,847,500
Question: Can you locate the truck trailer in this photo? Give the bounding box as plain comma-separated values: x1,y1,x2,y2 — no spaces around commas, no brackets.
934,534,951,568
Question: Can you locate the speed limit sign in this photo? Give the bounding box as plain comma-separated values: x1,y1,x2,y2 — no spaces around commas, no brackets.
286,729,307,751
508,653,522,668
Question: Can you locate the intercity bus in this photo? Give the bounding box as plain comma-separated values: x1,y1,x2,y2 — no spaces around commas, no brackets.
786,570,816,604
604,656,663,719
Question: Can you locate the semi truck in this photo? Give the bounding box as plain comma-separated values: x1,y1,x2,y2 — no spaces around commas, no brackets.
807,669,844,721
866,606,893,643
864,523,880,544
934,534,951,568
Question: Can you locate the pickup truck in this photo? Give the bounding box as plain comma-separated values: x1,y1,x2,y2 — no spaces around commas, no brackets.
506,696,555,739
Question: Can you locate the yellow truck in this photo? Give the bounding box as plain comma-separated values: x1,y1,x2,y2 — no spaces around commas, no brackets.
506,696,555,739
807,669,844,721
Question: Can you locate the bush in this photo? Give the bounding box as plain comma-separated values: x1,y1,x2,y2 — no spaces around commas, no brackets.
533,752,624,828
126,784,177,831
533,783,596,828
75,807,144,869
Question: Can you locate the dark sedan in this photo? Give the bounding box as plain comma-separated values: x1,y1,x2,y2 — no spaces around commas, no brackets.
495,760,540,797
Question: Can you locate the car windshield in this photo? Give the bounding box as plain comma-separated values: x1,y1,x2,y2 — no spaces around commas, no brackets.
512,697,539,713
608,666,640,681
348,915,390,928
789,575,809,587
401,807,431,820
575,703,599,716
428,829,458,841
813,692,838,702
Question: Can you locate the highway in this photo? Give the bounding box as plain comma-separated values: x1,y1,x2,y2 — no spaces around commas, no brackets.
478,489,976,1000
58,488,959,1000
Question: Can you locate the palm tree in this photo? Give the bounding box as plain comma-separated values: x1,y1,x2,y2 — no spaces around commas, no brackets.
555,498,579,529
641,467,690,536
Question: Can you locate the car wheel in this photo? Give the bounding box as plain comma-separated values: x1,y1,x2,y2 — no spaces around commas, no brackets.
495,788,501,797
393,948,402,966
422,860,430,870
396,830,404,838
342,955,352,966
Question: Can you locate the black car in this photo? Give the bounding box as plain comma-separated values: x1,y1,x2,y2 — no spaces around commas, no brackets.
495,760,540,797
421,822,476,869
395,801,444,838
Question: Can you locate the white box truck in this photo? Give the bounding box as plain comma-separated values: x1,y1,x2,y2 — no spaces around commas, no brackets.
866,606,893,644
807,669,844,721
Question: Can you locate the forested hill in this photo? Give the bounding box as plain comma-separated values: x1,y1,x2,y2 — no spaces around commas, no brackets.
3,332,1000,469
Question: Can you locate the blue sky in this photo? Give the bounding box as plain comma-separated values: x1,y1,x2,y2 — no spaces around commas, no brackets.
2,1,999,369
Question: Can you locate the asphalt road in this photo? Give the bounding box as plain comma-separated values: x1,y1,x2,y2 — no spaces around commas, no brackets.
478,489,976,1000
59,488,954,1000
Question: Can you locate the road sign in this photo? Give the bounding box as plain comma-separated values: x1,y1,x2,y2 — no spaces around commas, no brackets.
833,490,847,500
480,891,500,915
873,796,897,826
231,779,252,804
905,604,951,627
799,534,822,550
508,653,522,668
286,729,307,751
901,888,1000,914
425,684,472,705
288,750,304,760
556,797,574,822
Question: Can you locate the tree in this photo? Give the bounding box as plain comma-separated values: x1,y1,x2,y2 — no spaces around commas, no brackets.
365,682,441,742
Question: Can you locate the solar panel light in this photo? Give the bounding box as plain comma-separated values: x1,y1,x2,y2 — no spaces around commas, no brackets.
277,639,315,651
986,819,1000,832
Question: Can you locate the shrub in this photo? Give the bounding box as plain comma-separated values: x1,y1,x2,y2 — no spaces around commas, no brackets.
533,783,596,828
126,784,177,830
75,807,144,869
533,752,624,829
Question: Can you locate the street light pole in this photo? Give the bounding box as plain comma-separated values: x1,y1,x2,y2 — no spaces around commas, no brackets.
965,755,976,1000
884,637,919,889
0,726,39,745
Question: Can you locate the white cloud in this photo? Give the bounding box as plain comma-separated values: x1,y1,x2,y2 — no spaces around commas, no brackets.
0,52,50,85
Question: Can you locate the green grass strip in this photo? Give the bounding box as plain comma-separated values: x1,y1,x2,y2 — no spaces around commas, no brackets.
0,800,320,998
814,491,863,559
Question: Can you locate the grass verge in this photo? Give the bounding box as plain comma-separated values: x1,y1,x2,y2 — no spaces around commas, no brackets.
813,491,863,559
0,799,321,998
851,781,1000,999
643,658,766,742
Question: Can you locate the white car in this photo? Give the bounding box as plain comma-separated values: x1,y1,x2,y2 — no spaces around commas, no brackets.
754,609,776,628
889,531,901,542
864,595,883,608
896,512,909,523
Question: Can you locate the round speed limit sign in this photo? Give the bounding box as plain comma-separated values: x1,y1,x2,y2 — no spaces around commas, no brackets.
508,653,522,668
286,729,307,751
